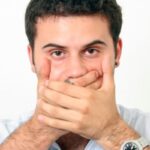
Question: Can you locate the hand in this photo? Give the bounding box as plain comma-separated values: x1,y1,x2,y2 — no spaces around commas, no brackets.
38,57,121,140
34,60,101,141
32,59,68,141
70,70,102,90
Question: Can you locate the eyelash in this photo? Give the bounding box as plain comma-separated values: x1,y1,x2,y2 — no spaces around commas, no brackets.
85,47,99,53
49,47,100,59
83,48,100,57
50,50,65,58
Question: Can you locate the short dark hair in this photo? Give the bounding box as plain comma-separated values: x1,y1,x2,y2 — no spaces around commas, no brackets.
25,0,122,50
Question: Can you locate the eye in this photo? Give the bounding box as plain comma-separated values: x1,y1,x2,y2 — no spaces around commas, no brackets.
87,48,96,54
84,48,99,57
50,50,65,59
52,50,62,56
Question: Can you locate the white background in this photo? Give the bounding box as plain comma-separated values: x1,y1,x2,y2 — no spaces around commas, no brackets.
0,0,150,119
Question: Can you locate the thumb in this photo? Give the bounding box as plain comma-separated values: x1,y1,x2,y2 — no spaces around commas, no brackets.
38,59,51,85
101,57,115,90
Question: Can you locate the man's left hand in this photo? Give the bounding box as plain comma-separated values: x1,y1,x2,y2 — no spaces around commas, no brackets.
38,58,121,140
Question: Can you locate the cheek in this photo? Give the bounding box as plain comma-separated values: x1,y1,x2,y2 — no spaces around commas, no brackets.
35,58,51,81
49,62,66,81
87,59,103,76
87,60,103,87
33,50,51,81
33,49,69,81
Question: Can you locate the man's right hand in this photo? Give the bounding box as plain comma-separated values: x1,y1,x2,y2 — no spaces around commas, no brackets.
0,59,101,150
30,59,68,142
32,59,101,142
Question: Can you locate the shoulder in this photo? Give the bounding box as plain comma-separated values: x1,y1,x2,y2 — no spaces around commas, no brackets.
118,105,150,141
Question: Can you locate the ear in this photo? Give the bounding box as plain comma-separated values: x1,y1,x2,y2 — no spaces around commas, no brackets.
27,45,36,72
115,38,122,68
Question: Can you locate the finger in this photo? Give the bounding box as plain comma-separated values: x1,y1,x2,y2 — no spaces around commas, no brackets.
101,57,115,90
40,101,81,122
46,81,92,99
71,71,99,87
86,77,102,90
40,86,86,111
38,59,51,85
38,115,77,133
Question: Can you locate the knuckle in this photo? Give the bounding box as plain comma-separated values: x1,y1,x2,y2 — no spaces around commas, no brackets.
74,123,82,132
77,115,85,124
81,102,89,114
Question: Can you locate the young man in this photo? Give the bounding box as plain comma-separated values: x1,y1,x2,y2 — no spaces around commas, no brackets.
0,0,150,149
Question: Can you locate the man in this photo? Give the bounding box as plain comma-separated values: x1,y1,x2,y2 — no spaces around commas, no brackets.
0,0,150,149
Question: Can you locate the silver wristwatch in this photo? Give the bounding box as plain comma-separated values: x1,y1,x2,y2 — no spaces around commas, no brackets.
121,137,150,150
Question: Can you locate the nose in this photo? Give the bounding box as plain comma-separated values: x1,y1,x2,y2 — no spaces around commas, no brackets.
66,57,88,79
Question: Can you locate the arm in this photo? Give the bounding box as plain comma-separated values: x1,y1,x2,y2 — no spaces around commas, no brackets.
97,107,150,150
97,117,150,150
37,58,150,150
0,60,66,150
39,81,150,150
0,69,99,150
0,117,56,150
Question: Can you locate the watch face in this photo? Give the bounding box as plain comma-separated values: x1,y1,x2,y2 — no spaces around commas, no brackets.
123,142,139,150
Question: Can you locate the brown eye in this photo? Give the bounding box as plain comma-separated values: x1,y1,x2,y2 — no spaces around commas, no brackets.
87,48,96,54
50,50,66,60
84,48,99,57
52,50,63,56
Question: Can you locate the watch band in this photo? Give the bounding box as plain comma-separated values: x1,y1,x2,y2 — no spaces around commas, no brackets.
138,137,150,148
121,137,150,150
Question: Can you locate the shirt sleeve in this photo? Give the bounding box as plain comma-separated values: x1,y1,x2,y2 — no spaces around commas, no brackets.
119,105,150,142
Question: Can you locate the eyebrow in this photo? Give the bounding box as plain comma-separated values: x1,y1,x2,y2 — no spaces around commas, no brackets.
42,40,107,49
83,40,107,48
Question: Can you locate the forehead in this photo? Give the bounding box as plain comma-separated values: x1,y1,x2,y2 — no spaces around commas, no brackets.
35,15,112,47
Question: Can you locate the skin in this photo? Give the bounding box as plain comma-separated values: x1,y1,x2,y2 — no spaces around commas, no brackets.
1,15,150,150
28,15,123,147
29,15,121,80
26,15,123,148
29,16,115,148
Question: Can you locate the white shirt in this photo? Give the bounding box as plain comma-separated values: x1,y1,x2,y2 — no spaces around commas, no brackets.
0,105,150,150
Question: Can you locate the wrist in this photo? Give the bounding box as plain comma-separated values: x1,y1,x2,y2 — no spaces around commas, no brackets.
28,116,57,143
121,137,150,150
0,116,56,150
96,117,140,149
